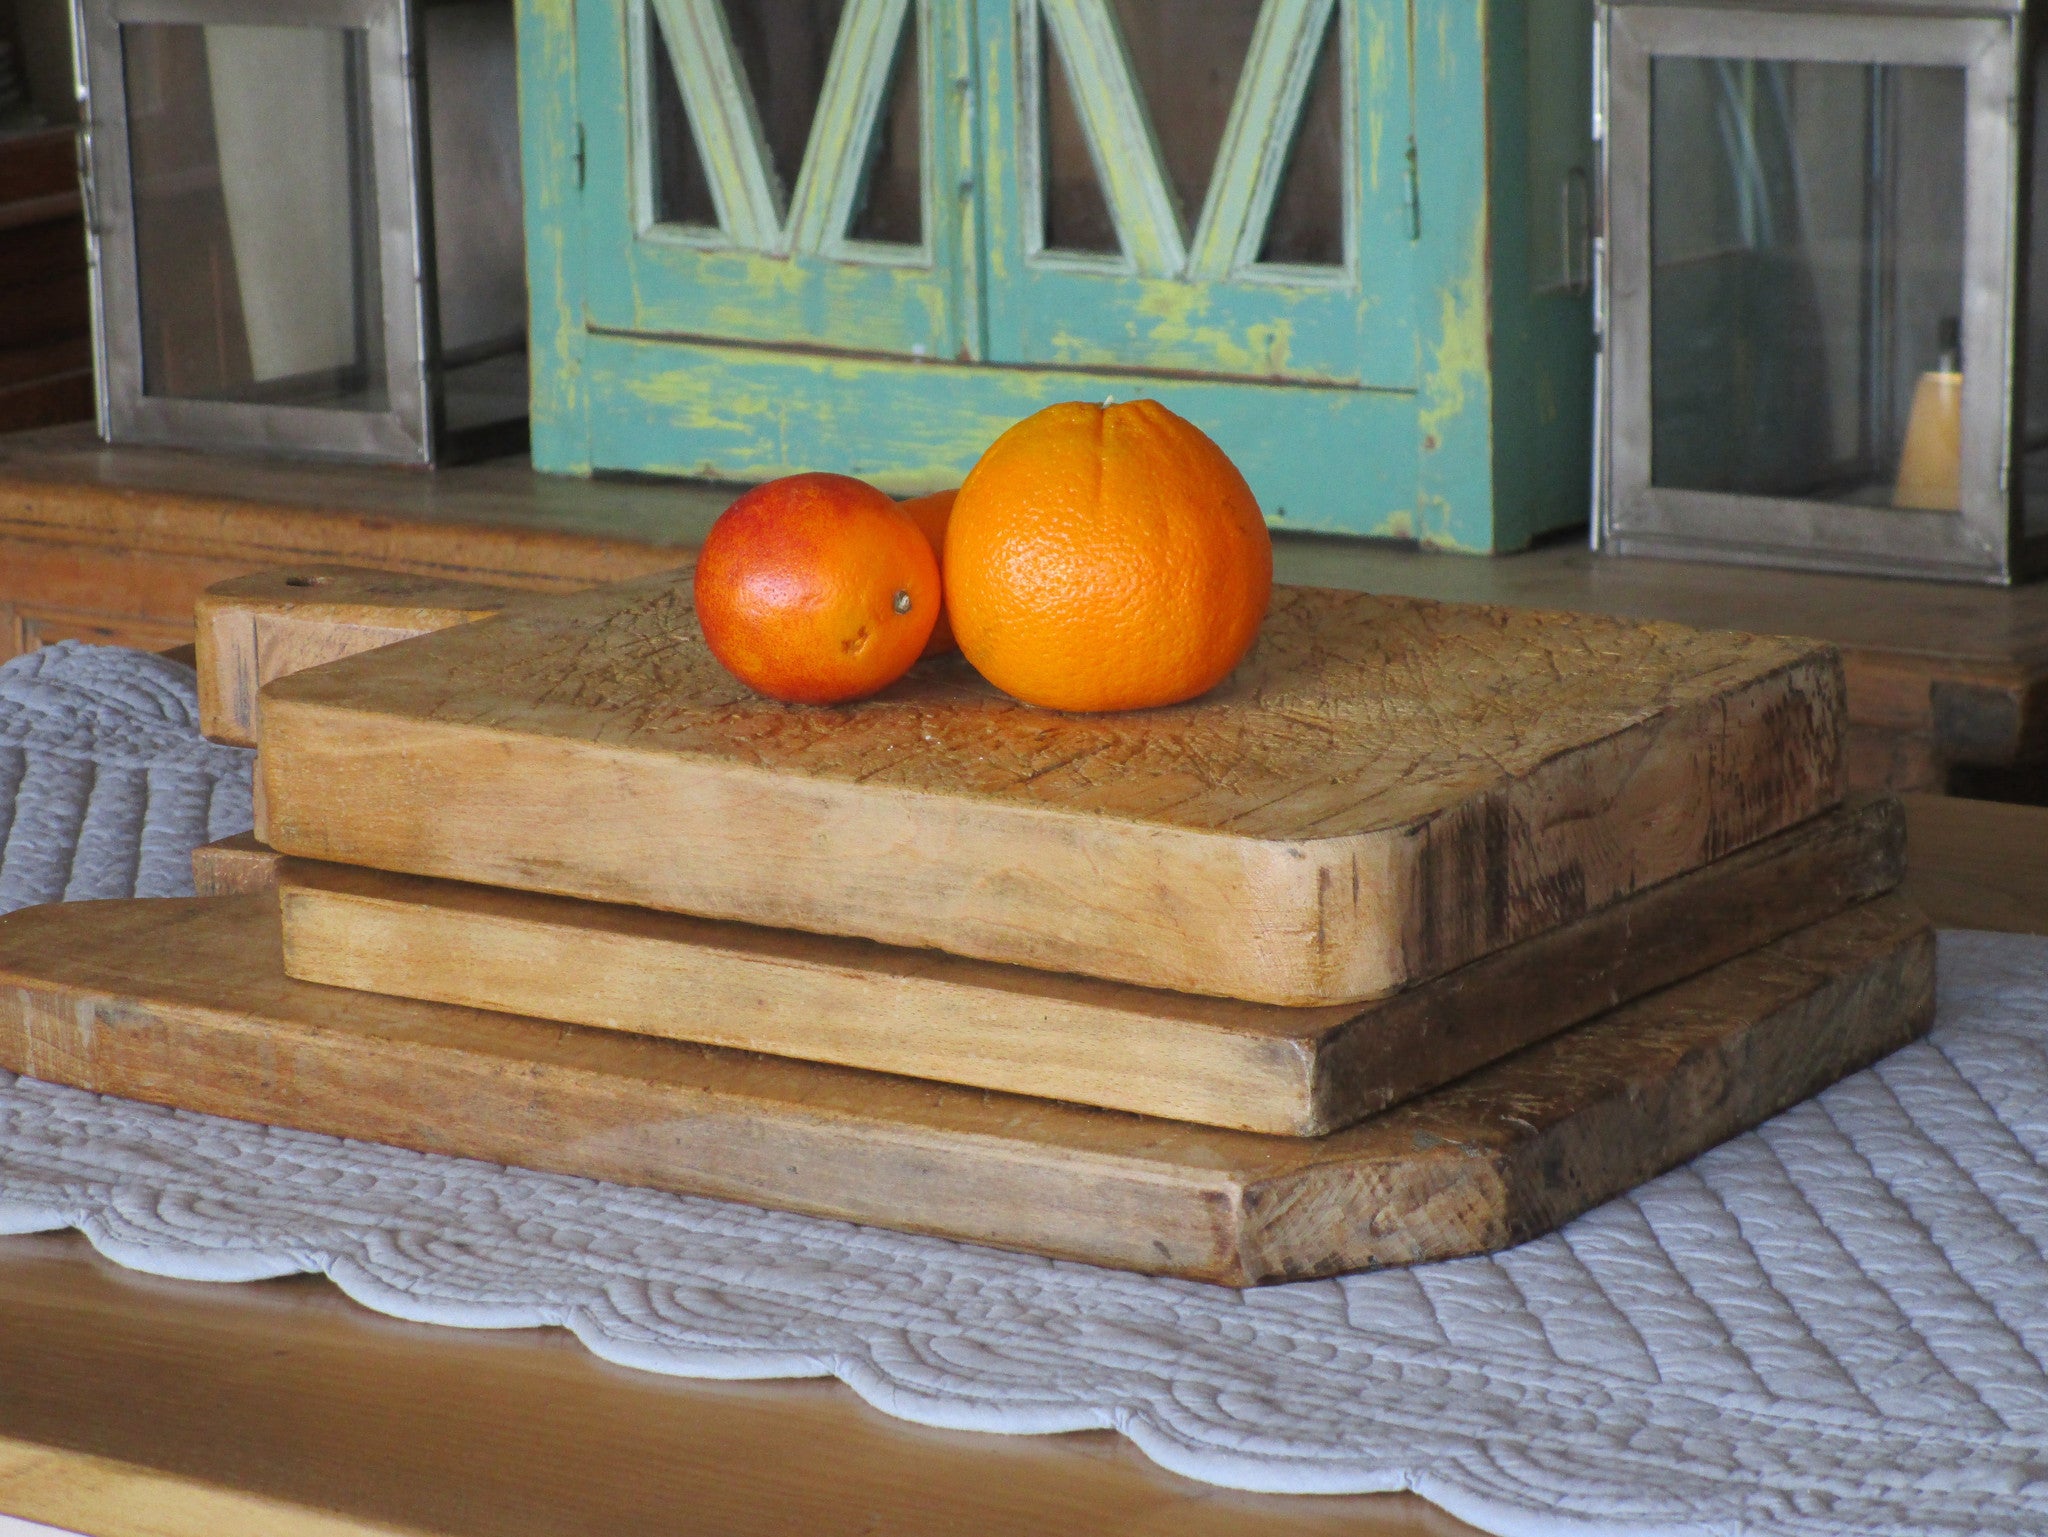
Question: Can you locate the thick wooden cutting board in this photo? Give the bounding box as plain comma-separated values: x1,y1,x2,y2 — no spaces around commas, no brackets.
0,894,1930,1285
257,574,1845,1004
277,798,1903,1134
196,567,520,747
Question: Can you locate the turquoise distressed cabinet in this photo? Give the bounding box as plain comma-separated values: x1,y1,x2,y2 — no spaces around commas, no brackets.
518,0,1593,549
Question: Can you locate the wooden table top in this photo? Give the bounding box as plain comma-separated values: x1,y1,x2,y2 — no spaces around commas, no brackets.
9,419,2048,791
6,420,2048,678
2,792,2044,1537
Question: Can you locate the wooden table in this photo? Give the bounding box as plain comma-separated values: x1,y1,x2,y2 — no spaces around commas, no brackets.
1,794,2043,1537
9,422,2048,793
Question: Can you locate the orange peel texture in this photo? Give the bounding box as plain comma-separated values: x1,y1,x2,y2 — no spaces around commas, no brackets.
694,472,940,705
944,400,1273,713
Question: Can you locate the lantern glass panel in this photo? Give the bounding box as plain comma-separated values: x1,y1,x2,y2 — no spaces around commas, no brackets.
2022,32,2048,537
422,0,528,438
121,22,388,412
1648,55,1966,514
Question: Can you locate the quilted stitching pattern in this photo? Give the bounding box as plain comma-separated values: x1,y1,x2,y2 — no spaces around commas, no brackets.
0,645,2044,1534
0,642,253,907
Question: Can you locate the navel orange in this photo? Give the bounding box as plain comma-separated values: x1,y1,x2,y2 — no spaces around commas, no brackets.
944,400,1272,712
694,472,939,704
898,489,959,657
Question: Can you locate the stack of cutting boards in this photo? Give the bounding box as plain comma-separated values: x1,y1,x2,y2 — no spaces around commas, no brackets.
0,567,1934,1285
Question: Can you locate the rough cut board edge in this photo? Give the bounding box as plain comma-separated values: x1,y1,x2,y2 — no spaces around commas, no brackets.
274,798,1907,1135
256,581,1849,1006
192,833,282,898
0,894,1932,1285
195,567,517,747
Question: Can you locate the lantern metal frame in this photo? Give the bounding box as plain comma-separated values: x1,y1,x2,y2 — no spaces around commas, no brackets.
1592,0,2046,584
76,0,482,463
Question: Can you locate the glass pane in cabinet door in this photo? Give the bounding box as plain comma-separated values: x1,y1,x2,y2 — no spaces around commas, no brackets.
650,0,923,247
1106,0,1261,237
650,6,719,227
1002,0,1381,386
649,0,849,227
1040,10,1118,254
721,0,846,205
123,22,387,410
603,0,956,360
845,4,921,245
1650,57,1966,510
1257,8,1344,268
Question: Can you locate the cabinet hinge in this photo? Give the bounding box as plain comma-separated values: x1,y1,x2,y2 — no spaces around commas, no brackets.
574,122,587,191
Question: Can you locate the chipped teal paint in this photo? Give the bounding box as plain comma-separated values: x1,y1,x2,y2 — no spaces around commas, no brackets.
520,0,1594,549
977,0,1414,388
1401,0,1595,552
582,331,1418,532
1410,0,1495,551
518,0,592,475
577,0,976,356
1481,0,1594,554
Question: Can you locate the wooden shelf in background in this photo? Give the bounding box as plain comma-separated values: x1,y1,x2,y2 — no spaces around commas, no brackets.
9,423,2048,792
0,424,707,655
1899,794,2048,933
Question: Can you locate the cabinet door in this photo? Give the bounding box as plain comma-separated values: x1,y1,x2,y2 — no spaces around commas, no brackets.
579,0,974,357
976,0,1413,387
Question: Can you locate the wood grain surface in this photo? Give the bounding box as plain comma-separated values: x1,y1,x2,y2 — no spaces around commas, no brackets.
0,424,695,661
196,567,519,746
192,832,281,897
1899,793,2048,934
3,793,2039,1537
258,574,1847,1004
10,420,2048,791
1266,538,2048,787
0,1232,1482,1537
0,893,1931,1285
276,798,1904,1134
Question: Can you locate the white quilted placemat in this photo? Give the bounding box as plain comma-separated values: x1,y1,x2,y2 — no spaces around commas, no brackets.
0,644,2045,1537
0,641,252,910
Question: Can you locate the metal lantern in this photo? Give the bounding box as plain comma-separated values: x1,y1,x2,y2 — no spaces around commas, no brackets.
77,0,526,463
1594,0,2047,582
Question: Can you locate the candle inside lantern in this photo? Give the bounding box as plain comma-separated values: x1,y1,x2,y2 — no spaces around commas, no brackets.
1894,318,1963,513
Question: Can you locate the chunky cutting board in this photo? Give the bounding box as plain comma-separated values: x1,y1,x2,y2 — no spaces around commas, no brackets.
257,573,1845,1005
196,566,522,747
0,894,1931,1285
277,798,1903,1134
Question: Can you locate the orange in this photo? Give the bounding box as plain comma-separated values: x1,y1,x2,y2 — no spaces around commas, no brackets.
944,400,1272,712
898,489,959,657
694,472,939,704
